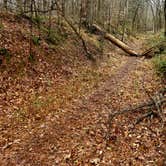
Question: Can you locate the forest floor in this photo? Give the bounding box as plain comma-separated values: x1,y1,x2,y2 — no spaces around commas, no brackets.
0,13,165,166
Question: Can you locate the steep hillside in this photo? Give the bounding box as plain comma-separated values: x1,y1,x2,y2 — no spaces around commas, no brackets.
0,12,126,144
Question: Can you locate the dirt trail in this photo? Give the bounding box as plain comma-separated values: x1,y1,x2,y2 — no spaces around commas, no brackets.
1,42,165,165
3,56,140,165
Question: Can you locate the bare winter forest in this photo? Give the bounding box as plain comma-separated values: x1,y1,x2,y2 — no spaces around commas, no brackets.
0,0,166,165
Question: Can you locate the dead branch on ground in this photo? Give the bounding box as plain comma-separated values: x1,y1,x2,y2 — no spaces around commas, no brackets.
109,87,166,126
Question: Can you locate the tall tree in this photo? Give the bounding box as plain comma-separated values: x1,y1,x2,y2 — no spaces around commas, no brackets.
164,0,166,37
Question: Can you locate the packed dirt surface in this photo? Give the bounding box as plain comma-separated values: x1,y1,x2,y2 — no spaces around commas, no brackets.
0,13,165,166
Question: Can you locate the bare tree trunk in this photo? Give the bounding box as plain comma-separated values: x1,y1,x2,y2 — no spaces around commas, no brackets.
29,0,33,57
61,0,65,17
3,0,7,10
16,0,23,14
48,1,53,38
164,0,166,37
132,3,140,31
150,4,156,33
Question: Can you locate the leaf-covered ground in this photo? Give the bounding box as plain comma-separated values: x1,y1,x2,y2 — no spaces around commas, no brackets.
0,12,165,166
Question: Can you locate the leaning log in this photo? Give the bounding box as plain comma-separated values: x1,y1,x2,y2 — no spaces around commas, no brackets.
91,24,140,56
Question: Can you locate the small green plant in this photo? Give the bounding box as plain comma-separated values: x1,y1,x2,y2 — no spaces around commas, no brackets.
0,48,8,55
0,48,11,63
46,29,67,45
0,23,4,30
28,53,35,62
32,15,43,24
153,55,166,77
46,34,57,45
32,35,40,46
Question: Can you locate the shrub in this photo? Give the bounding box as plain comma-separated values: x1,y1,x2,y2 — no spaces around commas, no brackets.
32,15,43,24
146,32,165,47
46,30,67,45
153,55,166,78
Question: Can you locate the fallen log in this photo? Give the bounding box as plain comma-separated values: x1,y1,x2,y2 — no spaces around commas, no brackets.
91,24,165,57
91,24,139,56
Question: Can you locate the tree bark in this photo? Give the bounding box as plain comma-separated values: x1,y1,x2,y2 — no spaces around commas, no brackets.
164,0,166,37
3,0,7,10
